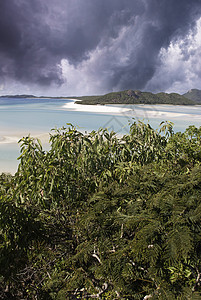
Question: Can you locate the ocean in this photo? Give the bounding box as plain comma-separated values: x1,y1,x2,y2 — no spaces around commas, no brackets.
0,97,201,174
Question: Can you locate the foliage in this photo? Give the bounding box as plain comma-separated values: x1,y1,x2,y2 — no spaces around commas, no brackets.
75,90,195,105
183,88,201,103
0,121,201,299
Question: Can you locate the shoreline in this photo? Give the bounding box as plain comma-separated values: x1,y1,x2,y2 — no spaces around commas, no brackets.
0,99,201,175
0,132,50,145
0,101,200,147
62,99,132,115
62,100,201,119
0,133,50,175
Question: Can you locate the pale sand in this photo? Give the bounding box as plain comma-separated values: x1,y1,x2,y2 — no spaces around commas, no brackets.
1,100,200,175
132,109,201,119
0,101,199,147
62,100,132,114
0,132,50,145
62,100,201,119
0,132,50,174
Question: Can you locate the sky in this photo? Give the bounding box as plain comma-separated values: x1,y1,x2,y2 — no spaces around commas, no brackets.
1,0,201,96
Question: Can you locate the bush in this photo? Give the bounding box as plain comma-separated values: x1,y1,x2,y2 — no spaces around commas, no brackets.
0,121,200,299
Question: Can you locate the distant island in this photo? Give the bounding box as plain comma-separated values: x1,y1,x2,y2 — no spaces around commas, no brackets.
0,94,71,99
73,90,196,105
1,88,201,105
183,88,201,103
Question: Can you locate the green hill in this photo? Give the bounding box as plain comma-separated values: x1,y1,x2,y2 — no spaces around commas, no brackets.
1,89,200,105
183,89,201,103
0,94,37,98
75,89,195,105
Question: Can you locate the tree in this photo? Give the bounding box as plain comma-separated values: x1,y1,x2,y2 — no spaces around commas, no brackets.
0,121,200,299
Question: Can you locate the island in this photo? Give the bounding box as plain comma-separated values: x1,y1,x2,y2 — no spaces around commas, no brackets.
74,89,196,105
1,88,201,105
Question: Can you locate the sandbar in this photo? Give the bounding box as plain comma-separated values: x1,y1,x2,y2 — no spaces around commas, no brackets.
62,100,201,120
62,99,132,114
0,132,50,145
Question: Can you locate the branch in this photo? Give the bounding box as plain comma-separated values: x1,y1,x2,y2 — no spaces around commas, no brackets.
92,246,102,264
143,296,152,300
192,267,201,291
143,277,159,300
92,253,102,264
87,283,108,299
120,223,124,238
69,283,109,299
143,295,152,300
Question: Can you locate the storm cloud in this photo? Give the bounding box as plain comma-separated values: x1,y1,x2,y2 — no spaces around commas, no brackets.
0,0,201,95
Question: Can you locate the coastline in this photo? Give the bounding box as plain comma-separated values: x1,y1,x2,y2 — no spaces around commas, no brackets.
0,99,201,175
0,132,50,175
0,132,50,145
62,100,201,120
62,99,132,114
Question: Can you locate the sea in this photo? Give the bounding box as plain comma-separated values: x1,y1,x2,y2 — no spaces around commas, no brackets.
0,97,201,174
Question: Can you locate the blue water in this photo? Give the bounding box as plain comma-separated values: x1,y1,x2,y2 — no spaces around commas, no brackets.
0,98,131,133
0,98,201,174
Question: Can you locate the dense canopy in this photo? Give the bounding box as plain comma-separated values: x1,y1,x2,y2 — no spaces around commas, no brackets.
0,120,201,299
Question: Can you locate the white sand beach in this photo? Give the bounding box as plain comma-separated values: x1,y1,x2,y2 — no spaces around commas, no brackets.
62,99,132,114
1,99,201,175
62,100,201,120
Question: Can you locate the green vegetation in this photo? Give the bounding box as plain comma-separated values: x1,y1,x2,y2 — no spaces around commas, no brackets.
183,89,201,103
0,95,72,99
75,90,195,105
2,89,201,105
0,94,37,98
0,121,201,299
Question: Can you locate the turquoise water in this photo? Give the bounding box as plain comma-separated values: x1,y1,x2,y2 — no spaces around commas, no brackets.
0,98,201,174
0,98,132,133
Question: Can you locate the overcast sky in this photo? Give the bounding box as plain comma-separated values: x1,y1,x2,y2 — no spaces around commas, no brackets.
1,0,201,96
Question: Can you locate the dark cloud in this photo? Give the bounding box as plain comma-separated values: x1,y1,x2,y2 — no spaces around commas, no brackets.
108,0,201,91
0,0,201,93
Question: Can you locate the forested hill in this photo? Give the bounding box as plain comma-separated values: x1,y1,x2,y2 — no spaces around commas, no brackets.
75,89,195,105
183,88,201,103
0,89,200,105
0,94,36,98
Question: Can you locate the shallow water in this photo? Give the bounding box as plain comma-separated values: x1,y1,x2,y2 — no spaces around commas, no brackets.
0,98,201,174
